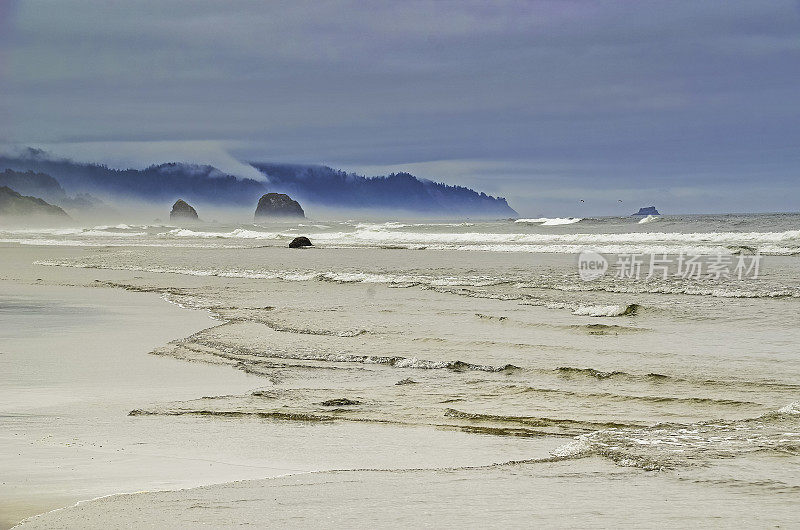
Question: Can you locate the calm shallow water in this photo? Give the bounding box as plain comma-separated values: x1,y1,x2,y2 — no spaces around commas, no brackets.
7,213,800,526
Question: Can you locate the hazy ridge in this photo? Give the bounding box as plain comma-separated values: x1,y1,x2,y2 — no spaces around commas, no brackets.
0,150,517,217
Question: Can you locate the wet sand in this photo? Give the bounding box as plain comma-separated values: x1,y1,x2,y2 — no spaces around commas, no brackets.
0,280,270,527
15,457,800,529
1,245,559,528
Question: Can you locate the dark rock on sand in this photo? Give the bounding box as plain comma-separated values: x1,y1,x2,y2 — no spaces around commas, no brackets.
255,193,305,219
289,236,312,248
170,199,199,221
0,186,70,218
632,206,660,216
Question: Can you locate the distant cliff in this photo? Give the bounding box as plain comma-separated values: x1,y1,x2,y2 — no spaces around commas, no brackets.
0,167,110,212
251,163,517,216
0,186,70,218
0,149,518,217
0,169,66,202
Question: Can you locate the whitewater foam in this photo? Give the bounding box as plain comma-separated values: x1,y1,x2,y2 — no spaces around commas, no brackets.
515,218,583,226
778,402,800,414
572,304,638,317
5,222,800,255
285,228,800,255
162,228,286,239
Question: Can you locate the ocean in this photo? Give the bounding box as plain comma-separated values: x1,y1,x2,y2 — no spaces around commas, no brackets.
4,213,800,526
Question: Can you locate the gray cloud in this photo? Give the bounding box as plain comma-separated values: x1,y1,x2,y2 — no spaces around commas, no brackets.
1,0,799,215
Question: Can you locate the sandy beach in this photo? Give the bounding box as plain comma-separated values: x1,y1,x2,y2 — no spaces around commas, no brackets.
0,267,270,527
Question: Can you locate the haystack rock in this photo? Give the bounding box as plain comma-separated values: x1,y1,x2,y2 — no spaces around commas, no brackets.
170,199,198,221
255,193,305,219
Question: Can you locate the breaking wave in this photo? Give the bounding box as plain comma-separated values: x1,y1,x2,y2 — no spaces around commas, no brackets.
638,215,659,224
311,228,800,254
0,227,146,237
153,226,800,255
34,258,800,300
186,337,520,373
6,222,800,254
552,366,800,392
547,403,800,470
514,217,583,226
571,304,639,317
162,228,286,239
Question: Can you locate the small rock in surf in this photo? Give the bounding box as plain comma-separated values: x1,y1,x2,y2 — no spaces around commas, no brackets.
289,236,313,248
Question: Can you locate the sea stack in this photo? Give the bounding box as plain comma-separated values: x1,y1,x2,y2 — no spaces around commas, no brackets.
255,193,305,219
170,199,199,221
632,206,660,216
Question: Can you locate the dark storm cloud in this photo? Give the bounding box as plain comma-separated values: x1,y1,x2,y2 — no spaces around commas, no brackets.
1,0,799,214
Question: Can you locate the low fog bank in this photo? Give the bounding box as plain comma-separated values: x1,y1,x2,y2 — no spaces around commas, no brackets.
1,196,515,232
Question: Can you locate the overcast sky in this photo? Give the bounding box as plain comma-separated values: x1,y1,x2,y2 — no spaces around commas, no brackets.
1,0,799,215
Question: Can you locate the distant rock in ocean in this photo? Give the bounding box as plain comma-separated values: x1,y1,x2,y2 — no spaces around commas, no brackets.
255,193,305,219
0,186,70,218
170,199,199,221
632,206,660,216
